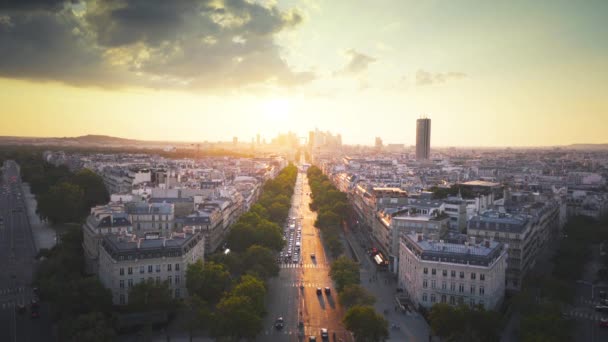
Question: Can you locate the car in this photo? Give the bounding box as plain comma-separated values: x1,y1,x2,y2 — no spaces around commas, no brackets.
16,304,26,314
595,305,608,313
310,253,316,259
316,288,322,295
600,318,608,328
275,317,285,330
309,336,316,342
321,328,329,339
601,298,608,306
31,297,40,309
324,287,331,295
30,309,40,319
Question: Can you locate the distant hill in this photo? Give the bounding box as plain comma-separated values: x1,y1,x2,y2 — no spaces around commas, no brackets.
60,135,139,144
566,144,608,150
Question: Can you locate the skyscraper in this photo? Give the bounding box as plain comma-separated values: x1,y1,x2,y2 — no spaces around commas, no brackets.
416,118,431,160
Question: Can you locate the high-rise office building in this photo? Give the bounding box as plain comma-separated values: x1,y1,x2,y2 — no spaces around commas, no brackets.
416,118,431,160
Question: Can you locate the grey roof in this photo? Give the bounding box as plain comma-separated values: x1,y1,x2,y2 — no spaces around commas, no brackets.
101,231,203,260
126,202,173,215
402,233,504,267
97,213,131,228
149,197,194,204
467,210,529,233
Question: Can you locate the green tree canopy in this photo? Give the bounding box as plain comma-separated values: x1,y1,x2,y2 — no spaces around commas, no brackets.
338,284,376,308
330,256,360,292
38,182,85,223
186,260,232,305
127,279,178,313
214,295,263,340
343,305,388,342
243,245,279,279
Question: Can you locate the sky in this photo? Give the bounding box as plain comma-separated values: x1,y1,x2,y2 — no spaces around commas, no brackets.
0,0,607,147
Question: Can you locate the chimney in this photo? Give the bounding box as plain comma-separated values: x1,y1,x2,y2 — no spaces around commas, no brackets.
417,234,422,242
484,240,490,248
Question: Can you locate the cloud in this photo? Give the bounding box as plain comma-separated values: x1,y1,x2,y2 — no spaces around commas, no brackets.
415,69,466,86
335,49,376,76
0,0,314,90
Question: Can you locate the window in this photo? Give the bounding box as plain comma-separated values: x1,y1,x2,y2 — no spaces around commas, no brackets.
480,274,485,281
479,300,485,308
431,268,436,276
451,270,456,277
431,280,436,289
449,296,455,305
119,280,124,289
470,285,475,295
140,266,145,274
459,271,464,279
459,284,464,293
430,294,436,303
441,295,446,303
128,267,132,275
167,276,172,285
471,272,476,280
140,278,144,283
479,286,485,296
128,279,133,288
175,264,180,271
175,288,181,298
423,267,428,275
450,283,455,292
442,282,447,290
442,270,448,277
422,293,428,302
119,268,124,276
168,264,172,272
470,298,475,307
156,265,161,273
175,275,180,284
148,265,153,273
119,294,125,305
156,276,161,284
423,280,428,288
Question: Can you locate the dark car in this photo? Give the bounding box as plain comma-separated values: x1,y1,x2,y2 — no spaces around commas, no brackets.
316,288,322,295
30,309,40,319
309,337,316,342
595,305,608,313
31,297,40,309
275,317,285,330
324,287,331,295
16,304,26,314
600,318,608,328
321,328,329,339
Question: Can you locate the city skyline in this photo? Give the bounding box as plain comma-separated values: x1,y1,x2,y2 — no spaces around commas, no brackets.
1,0,607,146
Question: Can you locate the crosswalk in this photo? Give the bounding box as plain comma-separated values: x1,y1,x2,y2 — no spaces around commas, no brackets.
280,263,329,269
0,287,26,295
562,310,607,322
285,282,331,288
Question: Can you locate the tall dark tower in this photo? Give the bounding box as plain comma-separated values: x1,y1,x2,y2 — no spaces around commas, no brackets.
416,117,431,160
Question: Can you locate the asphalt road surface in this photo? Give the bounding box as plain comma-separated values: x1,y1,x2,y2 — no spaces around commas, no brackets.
261,165,351,342
0,161,52,342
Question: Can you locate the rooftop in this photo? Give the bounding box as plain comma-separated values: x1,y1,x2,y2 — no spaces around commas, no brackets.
461,180,501,187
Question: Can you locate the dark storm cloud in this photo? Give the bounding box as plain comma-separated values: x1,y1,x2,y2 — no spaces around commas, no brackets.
415,70,467,86
0,0,313,90
0,0,74,12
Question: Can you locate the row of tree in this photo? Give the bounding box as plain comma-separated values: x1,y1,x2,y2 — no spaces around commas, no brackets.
307,166,349,258
182,164,299,340
428,303,502,342
306,166,388,342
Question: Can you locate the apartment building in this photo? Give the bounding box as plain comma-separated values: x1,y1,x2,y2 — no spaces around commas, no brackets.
398,233,507,310
98,228,205,305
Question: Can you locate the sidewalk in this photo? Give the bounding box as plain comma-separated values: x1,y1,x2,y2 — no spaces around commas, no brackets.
21,183,56,252
344,228,431,342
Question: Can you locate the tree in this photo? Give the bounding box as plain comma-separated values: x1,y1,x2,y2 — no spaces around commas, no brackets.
243,245,279,279
72,169,109,211
267,201,289,224
61,312,116,342
338,284,376,308
37,182,84,223
186,261,232,305
330,256,360,291
343,305,388,342
231,274,266,315
429,303,463,339
127,279,178,313
214,295,263,340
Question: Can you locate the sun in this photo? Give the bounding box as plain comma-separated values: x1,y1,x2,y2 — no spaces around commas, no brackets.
263,98,290,122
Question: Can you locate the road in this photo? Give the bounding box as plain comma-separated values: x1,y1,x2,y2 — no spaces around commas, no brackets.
261,165,350,342
0,160,52,342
